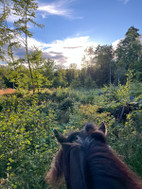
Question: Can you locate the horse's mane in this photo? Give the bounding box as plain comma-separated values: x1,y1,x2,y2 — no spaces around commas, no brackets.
45,148,64,186
46,123,142,189
83,137,142,189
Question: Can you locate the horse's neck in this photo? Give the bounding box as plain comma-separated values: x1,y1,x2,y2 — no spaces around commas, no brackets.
64,143,142,189
87,144,141,189
64,146,88,189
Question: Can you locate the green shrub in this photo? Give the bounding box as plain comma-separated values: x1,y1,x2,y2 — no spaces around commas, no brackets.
0,83,142,188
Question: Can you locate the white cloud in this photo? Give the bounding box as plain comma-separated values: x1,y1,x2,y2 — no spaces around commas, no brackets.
14,36,98,68
12,36,124,68
27,37,125,68
112,39,121,50
38,4,71,17
6,0,82,23
119,0,130,4
7,14,20,23
1,35,124,68
38,0,82,19
124,0,129,4
27,38,49,49
42,37,98,68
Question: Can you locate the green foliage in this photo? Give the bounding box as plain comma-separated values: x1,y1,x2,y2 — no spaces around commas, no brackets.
0,83,142,188
53,69,68,88
84,75,97,89
9,63,31,90
115,26,142,84
115,79,130,106
130,82,142,97
110,111,142,177
29,49,52,92
0,95,58,188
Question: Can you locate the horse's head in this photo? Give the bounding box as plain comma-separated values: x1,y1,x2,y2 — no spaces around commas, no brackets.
46,123,107,188
54,122,106,144
46,122,142,189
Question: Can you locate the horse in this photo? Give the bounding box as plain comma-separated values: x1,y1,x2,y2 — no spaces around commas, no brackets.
46,123,142,189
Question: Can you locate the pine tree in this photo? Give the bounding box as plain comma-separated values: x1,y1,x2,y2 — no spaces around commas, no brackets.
12,0,43,92
115,26,142,83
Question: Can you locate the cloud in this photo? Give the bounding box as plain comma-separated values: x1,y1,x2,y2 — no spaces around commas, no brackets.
1,34,124,68
7,14,20,23
119,0,130,4
43,51,68,64
25,37,125,68
1,35,125,68
124,0,129,4
8,36,98,68
6,0,82,24
42,36,98,67
38,0,82,19
112,39,121,50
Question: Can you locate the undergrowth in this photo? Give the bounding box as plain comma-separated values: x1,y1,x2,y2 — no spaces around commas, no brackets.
0,82,142,188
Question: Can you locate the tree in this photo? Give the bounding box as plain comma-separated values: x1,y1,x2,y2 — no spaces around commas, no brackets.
8,58,31,90
0,0,20,61
12,0,43,92
0,65,7,88
82,47,95,69
93,45,114,86
66,63,78,86
0,0,10,60
0,0,24,89
80,47,96,87
115,26,142,83
42,59,55,86
53,67,68,88
29,49,52,92
0,65,14,88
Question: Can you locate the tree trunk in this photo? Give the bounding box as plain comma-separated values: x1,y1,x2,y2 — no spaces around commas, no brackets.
25,6,35,94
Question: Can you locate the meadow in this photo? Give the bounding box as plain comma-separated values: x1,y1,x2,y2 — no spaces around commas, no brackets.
0,81,142,189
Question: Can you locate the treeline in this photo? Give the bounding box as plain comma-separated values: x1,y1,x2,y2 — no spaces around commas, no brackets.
71,26,142,88
0,0,142,91
64,26,142,88
0,26,142,90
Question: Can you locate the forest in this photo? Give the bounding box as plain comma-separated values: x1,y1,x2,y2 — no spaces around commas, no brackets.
0,0,142,188
0,25,142,90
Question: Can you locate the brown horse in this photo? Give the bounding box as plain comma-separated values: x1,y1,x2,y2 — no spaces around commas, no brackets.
46,123,142,189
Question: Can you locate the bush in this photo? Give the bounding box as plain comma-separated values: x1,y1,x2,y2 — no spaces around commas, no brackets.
0,84,142,188
0,95,58,188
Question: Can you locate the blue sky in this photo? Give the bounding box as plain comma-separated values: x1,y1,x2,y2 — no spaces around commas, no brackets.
7,0,142,67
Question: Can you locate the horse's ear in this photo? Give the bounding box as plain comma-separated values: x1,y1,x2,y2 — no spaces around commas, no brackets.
91,132,106,143
53,129,67,144
85,123,96,133
98,122,107,135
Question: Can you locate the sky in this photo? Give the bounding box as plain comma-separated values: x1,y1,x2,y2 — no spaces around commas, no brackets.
5,0,142,68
